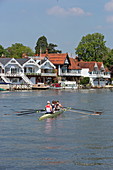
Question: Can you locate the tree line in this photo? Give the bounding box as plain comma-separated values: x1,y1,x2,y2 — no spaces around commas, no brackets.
0,36,61,59
0,33,113,68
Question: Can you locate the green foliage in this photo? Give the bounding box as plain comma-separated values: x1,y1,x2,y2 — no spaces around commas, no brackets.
35,36,62,55
76,33,108,62
7,43,34,58
0,45,9,57
0,45,5,56
103,49,113,68
48,43,62,53
80,77,90,85
35,36,48,55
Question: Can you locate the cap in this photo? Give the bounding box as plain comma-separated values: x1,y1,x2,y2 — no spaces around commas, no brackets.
47,101,50,104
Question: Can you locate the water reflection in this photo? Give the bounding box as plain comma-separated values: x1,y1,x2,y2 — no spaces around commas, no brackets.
45,118,54,134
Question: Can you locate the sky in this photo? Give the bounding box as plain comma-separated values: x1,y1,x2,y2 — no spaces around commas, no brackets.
0,0,113,55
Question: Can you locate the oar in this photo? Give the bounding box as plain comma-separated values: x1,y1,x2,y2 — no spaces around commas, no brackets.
16,112,36,116
67,109,102,115
16,109,45,116
64,107,102,115
19,109,45,113
36,109,45,112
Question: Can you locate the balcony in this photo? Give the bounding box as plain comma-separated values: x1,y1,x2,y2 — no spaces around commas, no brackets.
25,73,40,76
89,73,110,79
41,73,57,77
60,72,82,77
0,73,22,77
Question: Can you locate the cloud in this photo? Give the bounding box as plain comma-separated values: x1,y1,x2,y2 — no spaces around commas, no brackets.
105,0,113,11
47,6,91,17
106,15,113,22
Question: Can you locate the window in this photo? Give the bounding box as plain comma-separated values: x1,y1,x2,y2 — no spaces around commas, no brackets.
28,67,33,73
28,60,34,63
11,68,18,74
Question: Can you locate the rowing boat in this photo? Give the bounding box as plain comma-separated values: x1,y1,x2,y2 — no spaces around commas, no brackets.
38,109,64,120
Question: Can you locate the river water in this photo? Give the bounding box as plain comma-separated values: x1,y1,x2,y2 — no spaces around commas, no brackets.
0,89,113,170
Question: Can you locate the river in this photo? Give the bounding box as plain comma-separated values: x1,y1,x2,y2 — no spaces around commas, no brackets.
0,88,113,170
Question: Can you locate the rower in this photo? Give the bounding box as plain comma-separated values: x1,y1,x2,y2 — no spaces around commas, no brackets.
55,101,63,111
51,100,56,113
45,101,52,114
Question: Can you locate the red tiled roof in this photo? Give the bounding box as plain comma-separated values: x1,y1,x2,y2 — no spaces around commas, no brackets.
78,61,103,72
68,58,81,70
37,53,69,65
47,53,69,65
33,54,109,72
105,67,110,72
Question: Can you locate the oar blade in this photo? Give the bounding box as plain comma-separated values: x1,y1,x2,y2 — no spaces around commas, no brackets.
94,111,102,115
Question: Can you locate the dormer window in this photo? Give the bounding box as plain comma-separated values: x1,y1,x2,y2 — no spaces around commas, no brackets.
100,63,104,71
65,58,69,64
44,57,48,61
94,63,98,71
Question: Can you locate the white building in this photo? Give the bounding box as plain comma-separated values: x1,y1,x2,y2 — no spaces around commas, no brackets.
0,55,111,88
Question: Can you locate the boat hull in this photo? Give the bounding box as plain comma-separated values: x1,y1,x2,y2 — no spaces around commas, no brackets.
0,88,6,91
32,87,49,90
39,109,64,120
32,83,50,90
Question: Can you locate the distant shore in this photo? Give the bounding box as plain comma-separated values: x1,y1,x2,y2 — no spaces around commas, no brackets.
0,84,113,91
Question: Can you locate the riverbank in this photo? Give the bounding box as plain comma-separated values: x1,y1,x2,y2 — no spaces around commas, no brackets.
1,83,113,91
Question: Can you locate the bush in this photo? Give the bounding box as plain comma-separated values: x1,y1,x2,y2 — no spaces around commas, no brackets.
80,77,89,85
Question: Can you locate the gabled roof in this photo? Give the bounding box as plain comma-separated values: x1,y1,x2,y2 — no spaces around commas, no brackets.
38,53,70,65
0,58,12,65
16,58,30,65
48,53,70,65
30,56,47,65
68,58,81,70
40,59,56,69
78,61,104,72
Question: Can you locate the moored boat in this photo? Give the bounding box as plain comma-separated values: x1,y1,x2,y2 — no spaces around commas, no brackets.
32,83,50,90
38,109,64,120
59,81,78,90
49,83,62,90
0,87,6,91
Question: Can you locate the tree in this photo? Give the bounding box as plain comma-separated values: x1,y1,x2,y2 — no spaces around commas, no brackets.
35,36,48,55
35,36,62,55
80,77,90,85
0,45,9,57
103,49,113,68
75,33,108,62
7,43,34,58
48,43,61,53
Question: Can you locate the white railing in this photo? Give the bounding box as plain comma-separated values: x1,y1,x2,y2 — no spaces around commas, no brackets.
89,74,110,79
0,73,22,77
60,72,82,76
0,73,33,85
41,73,57,76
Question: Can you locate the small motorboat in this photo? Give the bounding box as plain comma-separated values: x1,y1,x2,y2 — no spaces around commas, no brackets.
32,83,50,90
0,88,6,91
50,83,62,89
